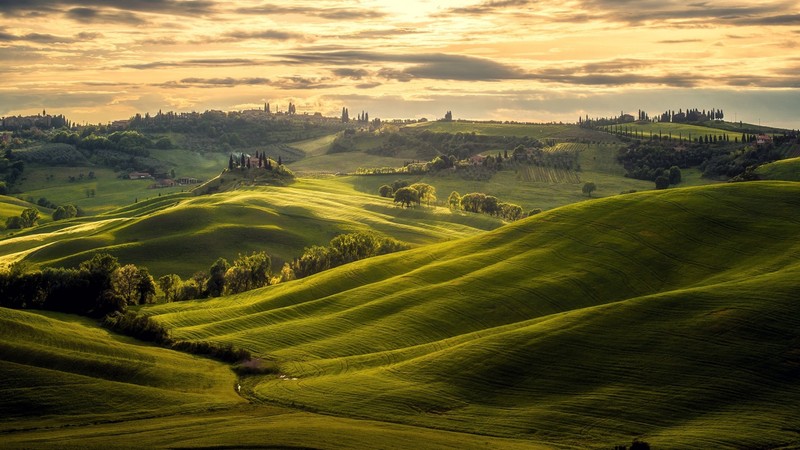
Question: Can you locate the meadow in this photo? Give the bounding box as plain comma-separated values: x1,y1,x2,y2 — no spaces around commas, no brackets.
2,119,798,449
136,181,800,449
0,177,502,276
602,122,745,142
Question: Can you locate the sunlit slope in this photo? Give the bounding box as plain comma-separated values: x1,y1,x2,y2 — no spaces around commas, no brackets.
6,179,500,277
756,156,800,181
0,308,242,429
148,182,800,448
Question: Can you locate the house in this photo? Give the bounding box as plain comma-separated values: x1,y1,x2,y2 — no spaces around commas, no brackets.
756,134,773,145
177,177,199,184
151,179,176,189
619,113,636,123
129,172,152,180
470,155,487,165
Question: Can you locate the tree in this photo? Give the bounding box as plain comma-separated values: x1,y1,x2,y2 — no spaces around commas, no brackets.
393,187,418,207
20,208,39,228
582,182,597,197
228,154,234,170
206,257,230,297
112,264,148,305
409,182,436,206
448,191,461,210
158,274,182,302
655,176,670,190
668,166,682,185
224,251,271,295
378,185,393,198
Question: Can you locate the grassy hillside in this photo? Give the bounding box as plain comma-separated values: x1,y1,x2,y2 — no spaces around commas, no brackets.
408,121,617,142
602,122,744,142
346,143,654,211
0,308,242,426
1,178,501,277
0,308,537,450
755,156,800,181
145,181,800,448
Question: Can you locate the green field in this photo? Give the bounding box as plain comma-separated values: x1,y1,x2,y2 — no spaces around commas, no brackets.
133,181,800,448
2,182,799,448
755,156,800,181
0,308,537,450
346,143,654,211
1,178,502,276
602,122,745,142
408,121,618,142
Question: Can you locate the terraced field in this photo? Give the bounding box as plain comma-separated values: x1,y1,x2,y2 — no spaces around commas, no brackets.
142,181,800,448
1,178,501,276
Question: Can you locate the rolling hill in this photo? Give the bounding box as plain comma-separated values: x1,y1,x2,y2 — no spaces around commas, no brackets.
0,178,502,276
141,181,800,448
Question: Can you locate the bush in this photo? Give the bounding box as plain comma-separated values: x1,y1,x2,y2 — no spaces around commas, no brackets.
171,340,251,363
103,311,172,344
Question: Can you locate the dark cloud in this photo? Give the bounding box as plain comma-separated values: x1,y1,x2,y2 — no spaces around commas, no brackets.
442,0,533,16
0,0,216,16
332,68,369,80
0,29,76,43
66,7,147,25
347,28,422,39
236,4,385,21
208,30,306,43
657,39,703,44
283,51,532,81
178,77,271,88
124,58,262,69
272,76,340,90
356,82,381,89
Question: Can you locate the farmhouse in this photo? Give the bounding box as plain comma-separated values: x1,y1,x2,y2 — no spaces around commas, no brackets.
756,134,773,145
151,179,176,189
470,155,487,165
177,177,199,184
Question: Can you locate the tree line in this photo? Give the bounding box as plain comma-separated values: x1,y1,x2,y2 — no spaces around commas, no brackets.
0,231,409,318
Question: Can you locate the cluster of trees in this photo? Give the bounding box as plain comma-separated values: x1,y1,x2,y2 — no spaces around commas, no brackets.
449,191,525,221
128,109,345,145
378,181,437,207
1,150,25,191
4,208,39,230
1,230,410,319
701,143,783,179
288,232,409,279
617,140,719,181
0,254,154,317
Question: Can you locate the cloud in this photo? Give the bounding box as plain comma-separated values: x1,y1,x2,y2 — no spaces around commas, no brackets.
235,4,385,21
657,39,703,44
66,7,147,25
0,0,216,16
0,29,76,43
332,68,369,80
124,58,263,69
203,29,307,43
272,77,340,90
441,0,533,16
173,77,272,88
282,51,532,81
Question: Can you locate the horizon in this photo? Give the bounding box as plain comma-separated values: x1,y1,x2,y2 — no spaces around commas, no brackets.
1,0,799,129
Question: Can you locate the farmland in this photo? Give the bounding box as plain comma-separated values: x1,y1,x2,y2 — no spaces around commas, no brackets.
601,122,746,142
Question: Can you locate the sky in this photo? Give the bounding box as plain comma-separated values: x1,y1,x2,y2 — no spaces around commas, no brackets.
1,0,799,128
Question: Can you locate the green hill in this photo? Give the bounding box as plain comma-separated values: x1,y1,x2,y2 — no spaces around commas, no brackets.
142,181,800,448
0,308,536,450
1,178,502,277
755,156,800,181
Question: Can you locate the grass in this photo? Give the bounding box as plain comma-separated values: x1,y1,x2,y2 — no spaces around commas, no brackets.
141,181,800,448
602,122,743,142
0,308,540,450
346,143,656,211
0,308,242,426
4,178,502,277
755,156,800,181
408,121,616,142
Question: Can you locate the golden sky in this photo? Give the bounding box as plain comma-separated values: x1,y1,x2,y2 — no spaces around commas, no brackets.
1,0,799,127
